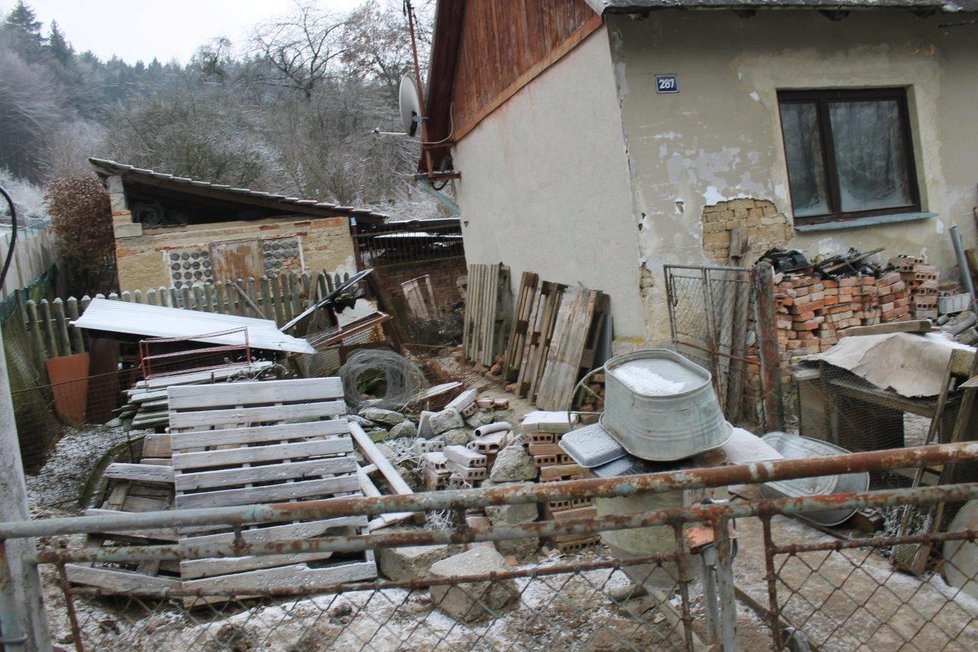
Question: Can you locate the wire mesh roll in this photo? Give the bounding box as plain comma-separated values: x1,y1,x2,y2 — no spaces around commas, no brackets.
340,349,427,410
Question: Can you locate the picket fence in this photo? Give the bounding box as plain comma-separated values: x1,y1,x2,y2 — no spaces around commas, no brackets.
18,270,351,362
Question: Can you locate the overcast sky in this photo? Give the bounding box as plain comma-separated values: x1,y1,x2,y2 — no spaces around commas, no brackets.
4,0,364,64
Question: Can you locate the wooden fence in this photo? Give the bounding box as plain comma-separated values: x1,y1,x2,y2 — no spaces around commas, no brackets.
17,270,351,362
1,227,57,300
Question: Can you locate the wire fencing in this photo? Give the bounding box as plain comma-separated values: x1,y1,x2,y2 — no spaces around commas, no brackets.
2,443,978,651
664,263,782,432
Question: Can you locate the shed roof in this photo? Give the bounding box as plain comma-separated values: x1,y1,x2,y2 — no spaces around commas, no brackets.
72,297,316,354
89,158,388,225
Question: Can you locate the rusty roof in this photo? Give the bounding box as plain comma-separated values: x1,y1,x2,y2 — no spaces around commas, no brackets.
89,158,388,224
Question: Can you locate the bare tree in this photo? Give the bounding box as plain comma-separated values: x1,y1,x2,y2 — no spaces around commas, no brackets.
250,2,347,100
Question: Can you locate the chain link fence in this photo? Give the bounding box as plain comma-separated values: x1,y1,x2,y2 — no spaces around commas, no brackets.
3,443,978,651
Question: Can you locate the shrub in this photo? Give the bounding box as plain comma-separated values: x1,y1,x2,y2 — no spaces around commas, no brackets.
44,174,116,294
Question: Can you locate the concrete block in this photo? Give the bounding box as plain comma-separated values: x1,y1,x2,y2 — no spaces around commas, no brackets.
429,547,520,623
442,427,472,446
485,502,538,526
378,544,457,582
359,407,406,427
427,408,465,436
113,222,143,238
489,445,536,482
388,421,418,439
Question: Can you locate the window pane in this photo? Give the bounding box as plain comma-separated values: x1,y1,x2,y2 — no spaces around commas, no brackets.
829,99,912,213
779,103,830,217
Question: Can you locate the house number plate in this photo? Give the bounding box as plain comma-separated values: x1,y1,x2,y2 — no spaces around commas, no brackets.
655,74,679,94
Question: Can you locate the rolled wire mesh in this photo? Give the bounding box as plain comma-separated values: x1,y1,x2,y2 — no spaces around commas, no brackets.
339,349,427,410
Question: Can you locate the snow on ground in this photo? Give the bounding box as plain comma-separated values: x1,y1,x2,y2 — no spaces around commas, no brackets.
25,424,135,514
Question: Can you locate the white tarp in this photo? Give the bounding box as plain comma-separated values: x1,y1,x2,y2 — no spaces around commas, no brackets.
807,332,973,398
72,297,315,354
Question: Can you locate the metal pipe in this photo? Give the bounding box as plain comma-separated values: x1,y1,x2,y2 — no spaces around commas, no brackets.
29,482,978,565
949,225,977,307
4,442,978,541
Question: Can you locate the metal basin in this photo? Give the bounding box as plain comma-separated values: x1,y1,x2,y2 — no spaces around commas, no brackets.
602,349,731,461
759,432,869,526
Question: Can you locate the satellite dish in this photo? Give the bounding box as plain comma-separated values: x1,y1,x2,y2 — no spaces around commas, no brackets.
399,75,422,137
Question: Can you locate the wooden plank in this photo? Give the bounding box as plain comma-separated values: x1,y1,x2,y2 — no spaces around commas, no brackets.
180,552,338,580
174,475,360,508
179,517,369,548
168,377,344,409
182,560,376,595
104,463,175,484
537,287,600,411
141,434,172,458
842,320,933,337
173,439,353,470
140,362,273,389
175,457,358,491
171,420,351,451
65,564,181,592
167,400,345,429
527,282,565,401
349,423,414,496
503,271,539,381
356,467,416,531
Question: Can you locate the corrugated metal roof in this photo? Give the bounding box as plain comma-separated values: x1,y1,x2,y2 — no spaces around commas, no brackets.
587,0,977,12
72,298,316,354
88,158,389,223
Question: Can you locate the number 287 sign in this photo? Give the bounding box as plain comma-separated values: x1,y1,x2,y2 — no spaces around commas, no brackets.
655,74,679,94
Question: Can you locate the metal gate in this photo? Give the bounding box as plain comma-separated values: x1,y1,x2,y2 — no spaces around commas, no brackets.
664,263,783,432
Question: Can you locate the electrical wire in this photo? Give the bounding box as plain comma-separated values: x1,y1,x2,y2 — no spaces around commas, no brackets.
0,184,18,288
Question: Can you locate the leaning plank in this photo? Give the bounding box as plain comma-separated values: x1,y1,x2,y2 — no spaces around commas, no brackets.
349,423,413,496
170,420,351,451
103,463,175,485
139,362,273,389
357,467,415,531
167,377,344,410
175,458,358,491
172,439,353,470
175,475,360,509
168,400,345,429
65,564,181,592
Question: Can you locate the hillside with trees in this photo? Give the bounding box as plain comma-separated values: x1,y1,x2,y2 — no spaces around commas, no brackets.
0,0,434,217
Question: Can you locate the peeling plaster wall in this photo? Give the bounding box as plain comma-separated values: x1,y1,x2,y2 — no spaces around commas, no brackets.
609,10,978,341
451,27,646,343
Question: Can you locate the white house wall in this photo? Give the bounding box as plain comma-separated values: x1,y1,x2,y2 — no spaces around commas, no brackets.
609,10,978,341
452,27,648,344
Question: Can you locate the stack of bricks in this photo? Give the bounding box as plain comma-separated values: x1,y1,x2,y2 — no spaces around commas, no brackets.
891,255,940,320
521,411,599,552
444,445,488,484
775,264,923,359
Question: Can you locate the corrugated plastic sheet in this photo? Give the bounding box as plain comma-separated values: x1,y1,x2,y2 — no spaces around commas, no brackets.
71,298,315,354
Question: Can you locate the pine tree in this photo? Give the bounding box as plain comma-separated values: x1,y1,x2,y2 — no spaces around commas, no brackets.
48,20,73,66
2,1,45,61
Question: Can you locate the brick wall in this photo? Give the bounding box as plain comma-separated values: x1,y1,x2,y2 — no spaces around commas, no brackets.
114,216,356,292
374,258,467,316
701,198,791,264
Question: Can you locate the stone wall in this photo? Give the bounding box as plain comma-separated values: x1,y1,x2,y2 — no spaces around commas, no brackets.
700,198,791,265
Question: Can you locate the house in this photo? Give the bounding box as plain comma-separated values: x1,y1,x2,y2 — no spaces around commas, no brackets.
90,158,389,293
422,0,978,348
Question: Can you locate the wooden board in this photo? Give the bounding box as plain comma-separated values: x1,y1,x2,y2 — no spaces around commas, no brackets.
503,272,539,381
536,287,603,411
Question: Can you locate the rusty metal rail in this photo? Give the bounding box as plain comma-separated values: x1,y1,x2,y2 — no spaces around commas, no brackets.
2,443,978,651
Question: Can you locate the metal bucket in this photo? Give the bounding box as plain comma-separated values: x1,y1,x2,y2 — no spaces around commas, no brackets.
602,349,731,461
759,432,869,526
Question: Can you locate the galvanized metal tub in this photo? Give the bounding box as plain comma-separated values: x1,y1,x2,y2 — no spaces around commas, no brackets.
759,432,870,526
602,349,731,461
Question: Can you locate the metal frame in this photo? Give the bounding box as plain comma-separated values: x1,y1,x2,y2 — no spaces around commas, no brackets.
2,442,978,650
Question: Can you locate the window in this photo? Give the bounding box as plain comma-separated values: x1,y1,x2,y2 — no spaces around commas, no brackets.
778,88,920,224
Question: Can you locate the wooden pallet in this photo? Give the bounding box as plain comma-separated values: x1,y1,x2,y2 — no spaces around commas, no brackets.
463,263,510,367
167,378,376,602
518,281,565,398
503,271,539,381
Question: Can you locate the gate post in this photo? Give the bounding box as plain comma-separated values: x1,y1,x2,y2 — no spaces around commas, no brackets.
752,261,785,431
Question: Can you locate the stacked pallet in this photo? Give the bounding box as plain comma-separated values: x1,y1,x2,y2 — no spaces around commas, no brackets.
498,272,610,411
121,361,274,430
522,411,598,552
775,263,927,356
462,263,510,367
68,377,383,603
